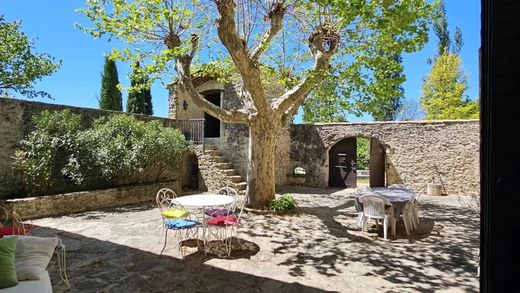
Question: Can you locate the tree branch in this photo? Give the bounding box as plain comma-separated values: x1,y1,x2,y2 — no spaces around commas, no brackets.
214,0,268,112
168,32,249,124
250,1,286,61
275,26,340,115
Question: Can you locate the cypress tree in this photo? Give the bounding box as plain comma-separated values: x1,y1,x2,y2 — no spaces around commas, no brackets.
99,56,122,111
144,77,153,115
126,62,147,114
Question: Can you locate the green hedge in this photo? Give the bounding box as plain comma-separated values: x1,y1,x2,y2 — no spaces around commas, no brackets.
14,110,191,196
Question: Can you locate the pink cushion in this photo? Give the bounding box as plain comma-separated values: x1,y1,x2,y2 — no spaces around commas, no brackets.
207,216,239,226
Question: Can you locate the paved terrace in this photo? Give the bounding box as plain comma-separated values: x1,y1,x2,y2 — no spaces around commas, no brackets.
31,187,479,292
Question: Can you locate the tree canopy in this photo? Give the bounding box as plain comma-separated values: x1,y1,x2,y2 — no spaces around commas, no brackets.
126,62,153,115
79,0,435,207
421,52,479,120
0,15,61,99
420,0,478,120
99,56,123,111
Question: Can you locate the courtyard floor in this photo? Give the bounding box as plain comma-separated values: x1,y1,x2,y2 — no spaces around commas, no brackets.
31,186,479,292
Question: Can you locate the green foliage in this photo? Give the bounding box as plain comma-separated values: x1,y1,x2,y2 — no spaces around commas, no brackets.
77,0,435,118
126,62,148,114
13,110,81,195
420,52,479,120
14,110,191,196
269,194,298,213
63,115,191,187
0,15,61,99
99,57,122,111
432,0,462,57
356,138,370,170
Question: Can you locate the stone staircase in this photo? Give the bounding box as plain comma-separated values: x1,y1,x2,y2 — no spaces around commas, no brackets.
198,144,247,194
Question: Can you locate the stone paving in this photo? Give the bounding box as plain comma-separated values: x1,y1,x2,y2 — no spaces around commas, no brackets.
30,187,479,293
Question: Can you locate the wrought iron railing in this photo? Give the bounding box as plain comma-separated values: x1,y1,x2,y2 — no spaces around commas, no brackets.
177,119,204,144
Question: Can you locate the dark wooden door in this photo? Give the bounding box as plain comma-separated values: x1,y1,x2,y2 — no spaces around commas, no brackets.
369,137,385,187
203,94,220,138
328,138,357,188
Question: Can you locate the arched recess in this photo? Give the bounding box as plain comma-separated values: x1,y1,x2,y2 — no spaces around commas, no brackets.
328,137,357,188
327,135,387,188
200,90,223,138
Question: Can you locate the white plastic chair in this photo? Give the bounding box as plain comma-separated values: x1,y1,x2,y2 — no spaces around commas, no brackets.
388,184,408,189
359,194,396,239
410,193,421,228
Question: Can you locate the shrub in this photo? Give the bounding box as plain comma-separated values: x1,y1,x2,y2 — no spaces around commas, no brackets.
15,110,191,196
13,110,81,195
269,194,298,213
62,115,191,187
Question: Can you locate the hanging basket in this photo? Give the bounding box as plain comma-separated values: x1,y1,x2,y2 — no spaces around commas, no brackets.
0,206,33,236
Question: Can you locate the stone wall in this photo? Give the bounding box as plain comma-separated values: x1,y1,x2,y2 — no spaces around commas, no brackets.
1,180,181,220
286,120,480,195
0,97,183,199
201,120,479,195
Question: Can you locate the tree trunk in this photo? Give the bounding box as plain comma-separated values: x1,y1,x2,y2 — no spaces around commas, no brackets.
246,120,279,208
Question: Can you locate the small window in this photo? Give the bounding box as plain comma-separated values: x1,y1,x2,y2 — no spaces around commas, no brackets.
294,167,306,175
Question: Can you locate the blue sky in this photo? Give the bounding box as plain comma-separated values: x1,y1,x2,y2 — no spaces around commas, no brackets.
2,0,480,122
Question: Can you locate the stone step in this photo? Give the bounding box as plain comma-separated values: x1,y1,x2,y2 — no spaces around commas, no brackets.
204,149,221,156
215,162,233,169
222,169,239,176
233,182,247,190
228,175,243,183
212,156,227,163
204,144,217,150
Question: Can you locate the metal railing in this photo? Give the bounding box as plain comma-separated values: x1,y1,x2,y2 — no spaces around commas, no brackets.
177,119,204,144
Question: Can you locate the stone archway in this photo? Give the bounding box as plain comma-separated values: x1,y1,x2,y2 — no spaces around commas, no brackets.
327,135,387,189
328,137,357,188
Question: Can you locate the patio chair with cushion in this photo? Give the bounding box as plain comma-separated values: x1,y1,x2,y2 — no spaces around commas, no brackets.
359,194,396,240
156,188,189,240
206,194,247,256
160,202,201,259
204,187,239,218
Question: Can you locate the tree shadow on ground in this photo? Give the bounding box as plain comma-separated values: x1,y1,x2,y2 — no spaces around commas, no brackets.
32,226,336,293
241,191,479,292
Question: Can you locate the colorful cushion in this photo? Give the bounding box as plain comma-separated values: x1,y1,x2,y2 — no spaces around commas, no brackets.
207,216,240,227
0,236,18,289
164,219,200,229
0,225,33,236
205,208,233,217
161,209,189,219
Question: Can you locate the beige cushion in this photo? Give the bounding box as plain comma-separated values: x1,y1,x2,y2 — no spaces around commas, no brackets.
7,236,59,281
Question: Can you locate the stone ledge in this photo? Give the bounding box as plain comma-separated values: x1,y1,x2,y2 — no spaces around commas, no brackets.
1,181,181,220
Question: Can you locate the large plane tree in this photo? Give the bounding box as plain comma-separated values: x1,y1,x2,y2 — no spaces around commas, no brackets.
79,0,434,208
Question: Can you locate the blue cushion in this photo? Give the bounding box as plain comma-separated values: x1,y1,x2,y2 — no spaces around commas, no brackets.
164,219,200,229
205,208,233,217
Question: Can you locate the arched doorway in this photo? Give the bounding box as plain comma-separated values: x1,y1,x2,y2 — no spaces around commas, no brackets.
328,137,357,188
203,92,221,138
328,136,386,188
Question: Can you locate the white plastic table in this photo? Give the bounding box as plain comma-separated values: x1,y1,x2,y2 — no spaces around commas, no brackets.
356,187,416,219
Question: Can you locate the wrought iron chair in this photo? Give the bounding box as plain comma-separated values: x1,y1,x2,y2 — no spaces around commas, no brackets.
156,188,188,241
160,202,201,259
206,194,247,256
204,187,239,218
359,194,396,240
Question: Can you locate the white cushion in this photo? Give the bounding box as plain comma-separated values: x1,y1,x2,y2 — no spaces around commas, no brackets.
0,271,52,293
7,236,59,281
